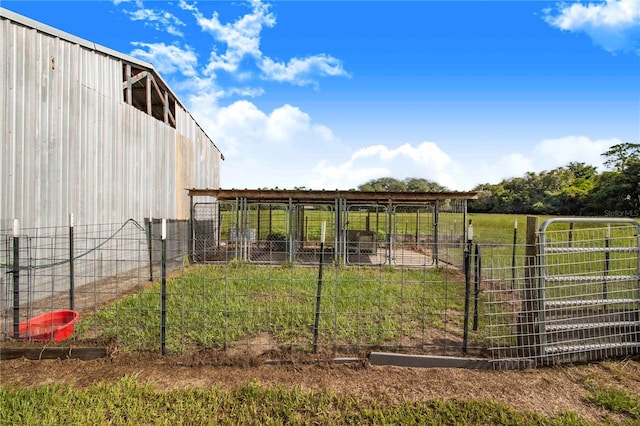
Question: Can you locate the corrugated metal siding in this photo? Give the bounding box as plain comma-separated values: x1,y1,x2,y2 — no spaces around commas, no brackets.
1,13,221,229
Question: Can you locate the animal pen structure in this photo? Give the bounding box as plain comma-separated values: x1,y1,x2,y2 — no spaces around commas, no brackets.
188,189,474,267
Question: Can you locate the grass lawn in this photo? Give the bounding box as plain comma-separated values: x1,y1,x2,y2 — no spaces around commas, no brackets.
76,263,478,353
1,374,621,426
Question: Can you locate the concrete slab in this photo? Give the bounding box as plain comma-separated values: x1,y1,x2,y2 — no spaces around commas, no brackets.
369,352,493,370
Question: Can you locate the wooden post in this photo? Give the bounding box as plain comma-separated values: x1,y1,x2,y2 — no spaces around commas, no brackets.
146,73,152,114
125,64,132,105
518,215,540,361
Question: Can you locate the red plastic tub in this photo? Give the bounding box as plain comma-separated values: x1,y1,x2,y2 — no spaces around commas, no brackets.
10,310,80,343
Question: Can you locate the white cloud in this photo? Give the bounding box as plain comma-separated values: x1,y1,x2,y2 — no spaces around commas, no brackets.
124,8,186,37
202,100,345,190
113,0,143,7
260,55,350,86
474,153,535,186
424,135,625,192
206,100,337,157
470,136,622,188
117,0,349,123
544,0,640,54
129,42,198,76
183,0,347,87
310,160,390,190
192,0,275,74
309,142,461,190
533,135,621,170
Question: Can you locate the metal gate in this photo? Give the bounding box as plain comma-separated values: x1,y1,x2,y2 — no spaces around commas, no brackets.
537,218,640,364
391,205,436,267
192,202,226,262
345,204,388,265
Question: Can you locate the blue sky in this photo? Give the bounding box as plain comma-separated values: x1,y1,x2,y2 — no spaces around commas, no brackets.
3,0,639,190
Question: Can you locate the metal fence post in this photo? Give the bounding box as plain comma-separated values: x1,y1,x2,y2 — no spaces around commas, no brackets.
69,214,75,310
462,220,473,352
473,243,481,331
511,219,517,289
160,219,167,355
312,222,326,353
147,214,154,282
433,200,439,266
188,196,194,262
12,219,20,340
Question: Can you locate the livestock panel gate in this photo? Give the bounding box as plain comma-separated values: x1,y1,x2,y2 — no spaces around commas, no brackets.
536,218,640,364
486,217,640,368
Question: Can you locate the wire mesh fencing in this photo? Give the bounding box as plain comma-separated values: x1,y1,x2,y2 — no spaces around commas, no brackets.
0,219,187,348
1,217,484,358
5,215,635,367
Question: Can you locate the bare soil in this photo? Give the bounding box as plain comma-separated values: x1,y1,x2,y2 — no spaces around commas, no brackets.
1,351,639,424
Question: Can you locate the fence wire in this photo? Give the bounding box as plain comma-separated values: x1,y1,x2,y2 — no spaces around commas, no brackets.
1,218,480,358
4,216,636,368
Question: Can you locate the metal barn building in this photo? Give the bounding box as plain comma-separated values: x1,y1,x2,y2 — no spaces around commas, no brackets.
0,8,222,230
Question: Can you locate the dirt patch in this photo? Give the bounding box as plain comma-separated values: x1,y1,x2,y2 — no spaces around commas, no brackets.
1,351,639,424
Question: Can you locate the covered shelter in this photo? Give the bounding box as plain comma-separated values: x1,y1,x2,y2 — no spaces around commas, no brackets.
187,189,478,266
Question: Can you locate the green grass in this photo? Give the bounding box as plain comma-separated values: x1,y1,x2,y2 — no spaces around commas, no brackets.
76,264,476,353
584,379,640,422
0,376,598,426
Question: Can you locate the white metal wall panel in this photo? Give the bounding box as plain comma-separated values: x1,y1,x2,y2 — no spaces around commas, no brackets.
1,12,221,230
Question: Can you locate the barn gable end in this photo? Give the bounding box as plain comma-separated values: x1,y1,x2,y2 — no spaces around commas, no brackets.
0,7,221,229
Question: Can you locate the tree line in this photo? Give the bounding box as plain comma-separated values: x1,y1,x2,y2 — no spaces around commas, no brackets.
356,143,640,216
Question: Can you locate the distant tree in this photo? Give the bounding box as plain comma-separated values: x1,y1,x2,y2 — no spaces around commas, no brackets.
591,159,640,214
567,162,597,179
404,177,448,192
469,164,599,215
468,183,497,212
358,177,406,192
602,142,640,171
357,177,447,192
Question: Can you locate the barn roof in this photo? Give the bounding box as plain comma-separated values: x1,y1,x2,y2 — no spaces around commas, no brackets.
188,188,478,205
